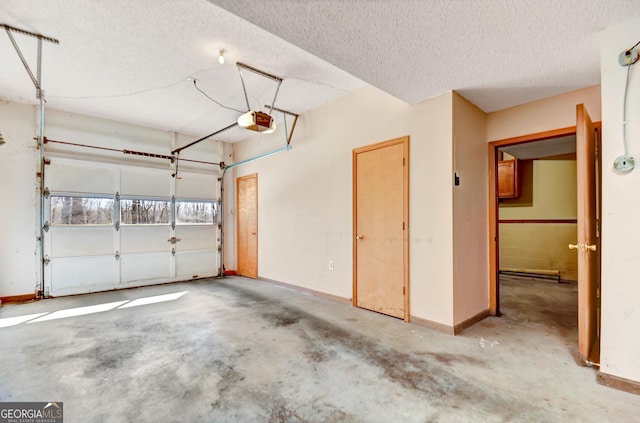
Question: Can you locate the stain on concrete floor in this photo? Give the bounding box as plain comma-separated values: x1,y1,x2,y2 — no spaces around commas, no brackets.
1,276,638,422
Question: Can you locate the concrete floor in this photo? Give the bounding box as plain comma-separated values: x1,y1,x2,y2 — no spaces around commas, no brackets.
0,276,637,422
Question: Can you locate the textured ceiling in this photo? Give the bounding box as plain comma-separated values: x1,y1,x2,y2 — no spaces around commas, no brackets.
210,0,640,111
501,135,577,160
0,0,365,142
1,1,639,145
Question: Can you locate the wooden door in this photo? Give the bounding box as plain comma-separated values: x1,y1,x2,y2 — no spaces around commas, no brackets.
575,104,600,365
353,137,409,320
237,174,258,278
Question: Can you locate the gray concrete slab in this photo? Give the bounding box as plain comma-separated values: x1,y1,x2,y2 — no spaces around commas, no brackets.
0,276,637,422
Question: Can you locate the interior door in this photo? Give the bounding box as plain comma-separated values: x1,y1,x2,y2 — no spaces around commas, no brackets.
353,137,409,320
237,173,258,278
575,103,601,365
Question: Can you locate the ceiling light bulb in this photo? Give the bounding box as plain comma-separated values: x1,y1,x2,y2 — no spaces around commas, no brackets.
218,49,225,65
237,111,255,128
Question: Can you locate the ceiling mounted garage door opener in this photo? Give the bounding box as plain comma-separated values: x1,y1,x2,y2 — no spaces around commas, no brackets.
236,62,283,134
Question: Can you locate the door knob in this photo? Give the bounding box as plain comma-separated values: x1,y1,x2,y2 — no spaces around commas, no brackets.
251,232,256,235
585,244,597,251
568,243,579,250
355,235,364,241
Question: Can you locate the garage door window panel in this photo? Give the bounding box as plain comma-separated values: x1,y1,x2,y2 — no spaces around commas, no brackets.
50,196,114,225
121,199,171,225
175,201,217,225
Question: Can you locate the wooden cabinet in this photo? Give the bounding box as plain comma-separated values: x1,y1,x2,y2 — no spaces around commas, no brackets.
498,159,520,198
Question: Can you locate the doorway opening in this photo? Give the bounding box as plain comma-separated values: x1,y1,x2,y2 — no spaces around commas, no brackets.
497,134,579,353
488,105,601,366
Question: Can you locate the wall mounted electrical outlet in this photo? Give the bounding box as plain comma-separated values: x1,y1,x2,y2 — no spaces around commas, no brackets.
619,48,639,66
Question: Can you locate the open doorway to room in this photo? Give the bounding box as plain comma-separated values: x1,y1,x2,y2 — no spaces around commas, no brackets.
497,136,579,352
488,105,602,366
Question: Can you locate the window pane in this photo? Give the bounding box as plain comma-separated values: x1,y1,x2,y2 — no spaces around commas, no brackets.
51,196,114,225
176,201,216,224
121,199,170,224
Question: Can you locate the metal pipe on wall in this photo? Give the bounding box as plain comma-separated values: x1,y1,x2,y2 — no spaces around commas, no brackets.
218,144,292,276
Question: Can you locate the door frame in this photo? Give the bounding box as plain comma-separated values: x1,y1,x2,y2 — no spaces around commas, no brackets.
487,122,601,348
352,136,410,322
236,173,258,278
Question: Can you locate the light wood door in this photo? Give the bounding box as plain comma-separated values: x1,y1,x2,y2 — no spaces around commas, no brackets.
353,137,409,320
575,104,600,365
237,174,258,278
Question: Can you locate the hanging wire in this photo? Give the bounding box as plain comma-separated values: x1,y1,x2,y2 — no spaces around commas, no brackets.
48,77,187,99
192,79,244,113
47,67,226,102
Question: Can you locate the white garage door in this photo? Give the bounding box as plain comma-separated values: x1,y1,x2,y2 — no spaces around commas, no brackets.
43,157,219,296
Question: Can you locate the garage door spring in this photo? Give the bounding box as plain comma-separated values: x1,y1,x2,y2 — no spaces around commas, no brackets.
43,137,222,166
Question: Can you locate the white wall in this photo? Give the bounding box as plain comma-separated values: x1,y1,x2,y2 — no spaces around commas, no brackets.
487,86,601,141
0,101,39,299
599,17,640,383
410,92,455,325
231,86,458,326
452,92,489,325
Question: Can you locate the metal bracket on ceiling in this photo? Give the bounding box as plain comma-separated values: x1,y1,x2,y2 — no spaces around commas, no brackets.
1,23,59,100
237,62,283,115
264,105,299,145
171,64,287,156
